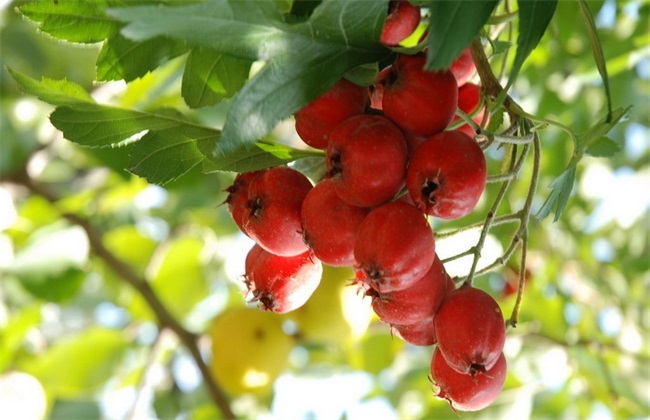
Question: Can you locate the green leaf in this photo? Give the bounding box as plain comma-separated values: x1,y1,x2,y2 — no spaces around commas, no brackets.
22,328,129,398
536,165,577,222
7,68,93,106
103,226,157,274
577,0,613,120
576,106,631,153
128,130,211,184
108,0,388,156
424,0,500,70
96,34,188,82
585,136,620,158
202,141,323,173
9,226,89,302
150,236,209,321
18,0,121,43
0,305,43,372
182,47,252,108
505,0,558,91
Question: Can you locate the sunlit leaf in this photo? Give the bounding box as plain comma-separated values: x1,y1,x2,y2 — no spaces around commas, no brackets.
22,328,129,398
18,0,121,43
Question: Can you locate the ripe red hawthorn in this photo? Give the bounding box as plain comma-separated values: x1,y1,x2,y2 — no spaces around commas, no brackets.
295,79,368,150
244,244,322,314
225,170,263,232
450,47,477,86
354,201,435,293
430,347,507,412
326,114,408,208
455,82,490,137
392,316,435,346
406,130,487,219
242,167,312,257
380,0,421,46
369,255,449,325
434,285,506,376
300,178,370,267
382,53,458,137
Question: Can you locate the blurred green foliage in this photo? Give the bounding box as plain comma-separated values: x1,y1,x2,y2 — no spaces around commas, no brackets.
0,0,648,419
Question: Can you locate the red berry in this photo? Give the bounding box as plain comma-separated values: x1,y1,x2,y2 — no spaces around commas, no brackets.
380,0,421,46
392,316,435,346
354,201,435,292
450,47,476,87
431,348,507,412
242,167,313,256
244,245,322,314
326,115,408,207
369,255,449,325
295,79,368,150
434,285,506,376
455,83,490,137
382,53,458,137
301,179,370,266
225,171,263,232
406,130,487,219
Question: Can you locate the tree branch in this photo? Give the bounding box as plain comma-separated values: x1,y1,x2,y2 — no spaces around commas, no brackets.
7,169,235,419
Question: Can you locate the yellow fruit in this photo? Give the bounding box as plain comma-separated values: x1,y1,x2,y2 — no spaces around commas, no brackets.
290,265,372,344
209,307,293,395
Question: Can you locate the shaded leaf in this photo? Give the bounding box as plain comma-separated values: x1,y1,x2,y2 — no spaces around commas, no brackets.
577,0,613,119
128,130,210,184
96,34,188,82
424,0,500,70
505,0,558,91
202,141,323,173
182,47,252,108
585,136,620,158
108,0,389,156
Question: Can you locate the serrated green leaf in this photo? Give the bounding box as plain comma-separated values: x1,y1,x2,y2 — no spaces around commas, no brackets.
424,0,500,70
18,0,121,43
505,0,558,91
96,34,188,82
109,0,389,156
182,47,252,108
22,328,128,398
128,130,210,184
536,165,577,222
585,136,620,158
202,141,323,173
7,68,93,106
49,105,204,148
108,0,285,60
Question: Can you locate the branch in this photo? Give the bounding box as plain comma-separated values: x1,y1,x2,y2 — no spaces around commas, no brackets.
7,169,235,419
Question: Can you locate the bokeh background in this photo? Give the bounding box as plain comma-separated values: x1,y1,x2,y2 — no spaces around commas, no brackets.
1,0,648,418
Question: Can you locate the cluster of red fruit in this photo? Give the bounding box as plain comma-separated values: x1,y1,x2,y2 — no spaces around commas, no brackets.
224,1,505,411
